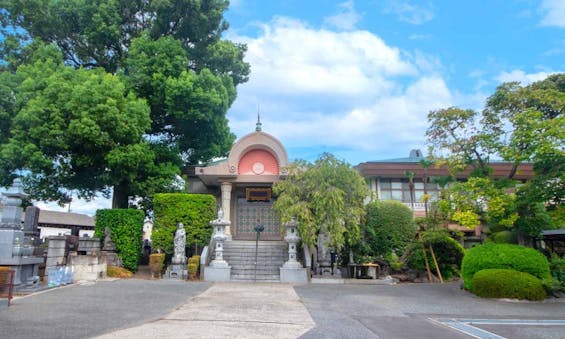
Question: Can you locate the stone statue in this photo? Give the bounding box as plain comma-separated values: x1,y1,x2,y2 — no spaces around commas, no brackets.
103,227,116,251
173,223,186,264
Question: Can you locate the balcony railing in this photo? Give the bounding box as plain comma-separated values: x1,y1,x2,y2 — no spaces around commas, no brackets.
402,202,426,210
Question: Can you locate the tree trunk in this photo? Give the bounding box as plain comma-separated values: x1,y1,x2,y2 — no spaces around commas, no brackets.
112,181,130,209
507,163,518,179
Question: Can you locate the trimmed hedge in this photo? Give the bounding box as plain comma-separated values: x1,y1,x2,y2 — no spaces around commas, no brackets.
362,200,415,257
152,193,216,255
461,243,551,290
95,209,145,272
149,253,165,278
472,269,546,301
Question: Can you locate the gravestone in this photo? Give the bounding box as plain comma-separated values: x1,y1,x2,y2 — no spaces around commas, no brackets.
101,227,122,267
316,230,338,277
23,206,40,244
0,179,43,291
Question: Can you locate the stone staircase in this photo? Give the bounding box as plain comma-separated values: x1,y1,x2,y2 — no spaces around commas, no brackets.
223,240,287,282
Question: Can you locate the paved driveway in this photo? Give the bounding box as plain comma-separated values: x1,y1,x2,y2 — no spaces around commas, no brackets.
296,283,565,338
0,279,210,339
1,280,564,338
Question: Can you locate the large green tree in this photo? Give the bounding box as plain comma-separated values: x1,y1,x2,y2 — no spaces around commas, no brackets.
0,45,161,204
426,74,564,240
0,0,249,207
272,153,369,251
426,74,564,179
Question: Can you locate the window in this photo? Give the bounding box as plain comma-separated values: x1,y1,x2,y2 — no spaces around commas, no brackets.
378,178,439,203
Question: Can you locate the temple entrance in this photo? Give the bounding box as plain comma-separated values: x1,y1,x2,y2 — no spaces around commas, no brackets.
234,198,281,240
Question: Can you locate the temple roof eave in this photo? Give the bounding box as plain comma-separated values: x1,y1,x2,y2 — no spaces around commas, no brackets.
196,174,287,186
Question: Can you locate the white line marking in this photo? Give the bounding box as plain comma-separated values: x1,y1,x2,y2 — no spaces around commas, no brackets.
431,318,565,339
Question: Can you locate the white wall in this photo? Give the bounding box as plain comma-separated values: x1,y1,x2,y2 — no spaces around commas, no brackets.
39,227,71,239
79,230,95,238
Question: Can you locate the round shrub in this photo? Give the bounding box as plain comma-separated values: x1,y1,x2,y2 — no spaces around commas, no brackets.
472,269,546,301
461,243,551,290
362,200,415,257
407,231,465,280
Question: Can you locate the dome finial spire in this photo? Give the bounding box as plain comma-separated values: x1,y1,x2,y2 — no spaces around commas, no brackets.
256,105,262,132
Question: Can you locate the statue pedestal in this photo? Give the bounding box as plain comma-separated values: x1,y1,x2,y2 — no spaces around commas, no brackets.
166,264,187,280
280,267,309,283
204,266,231,282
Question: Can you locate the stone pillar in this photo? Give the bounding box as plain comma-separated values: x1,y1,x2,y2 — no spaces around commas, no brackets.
220,182,232,240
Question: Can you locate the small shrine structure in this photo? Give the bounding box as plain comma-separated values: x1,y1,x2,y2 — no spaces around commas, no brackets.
188,117,289,241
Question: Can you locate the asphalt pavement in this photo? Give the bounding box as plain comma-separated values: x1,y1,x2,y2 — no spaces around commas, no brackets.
1,279,565,338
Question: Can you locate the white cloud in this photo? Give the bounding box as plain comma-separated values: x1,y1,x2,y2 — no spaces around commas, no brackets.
236,17,416,100
228,17,455,163
35,195,111,216
408,34,432,40
324,0,362,31
384,1,435,25
495,69,556,85
539,0,565,28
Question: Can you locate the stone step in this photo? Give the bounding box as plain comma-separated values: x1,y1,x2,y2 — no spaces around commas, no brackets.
215,240,290,282
232,265,282,271
224,255,285,261
224,246,286,251
226,262,284,267
231,274,281,281
224,252,286,257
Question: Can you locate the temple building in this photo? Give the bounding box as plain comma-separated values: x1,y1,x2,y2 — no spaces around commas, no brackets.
187,118,288,241
187,120,537,280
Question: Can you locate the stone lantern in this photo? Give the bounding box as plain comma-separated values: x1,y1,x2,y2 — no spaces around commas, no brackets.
280,217,308,283
210,209,230,268
204,209,232,281
282,217,302,269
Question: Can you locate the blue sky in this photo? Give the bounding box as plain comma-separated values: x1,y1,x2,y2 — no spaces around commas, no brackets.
223,0,564,163
21,0,565,214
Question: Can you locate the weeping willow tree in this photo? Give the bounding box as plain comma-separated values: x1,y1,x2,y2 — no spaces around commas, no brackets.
272,153,369,251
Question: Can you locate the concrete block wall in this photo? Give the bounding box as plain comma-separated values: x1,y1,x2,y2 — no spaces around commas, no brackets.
46,236,66,269
68,253,107,281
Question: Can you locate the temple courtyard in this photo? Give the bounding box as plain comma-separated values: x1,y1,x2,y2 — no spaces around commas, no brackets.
1,280,565,338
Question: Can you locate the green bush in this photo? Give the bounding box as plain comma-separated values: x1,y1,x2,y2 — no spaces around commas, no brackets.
188,255,201,265
95,209,145,272
461,243,551,290
149,253,165,278
152,193,216,255
187,255,201,279
549,255,565,290
472,269,546,301
407,230,465,280
362,200,415,257
491,230,517,244
187,263,198,278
